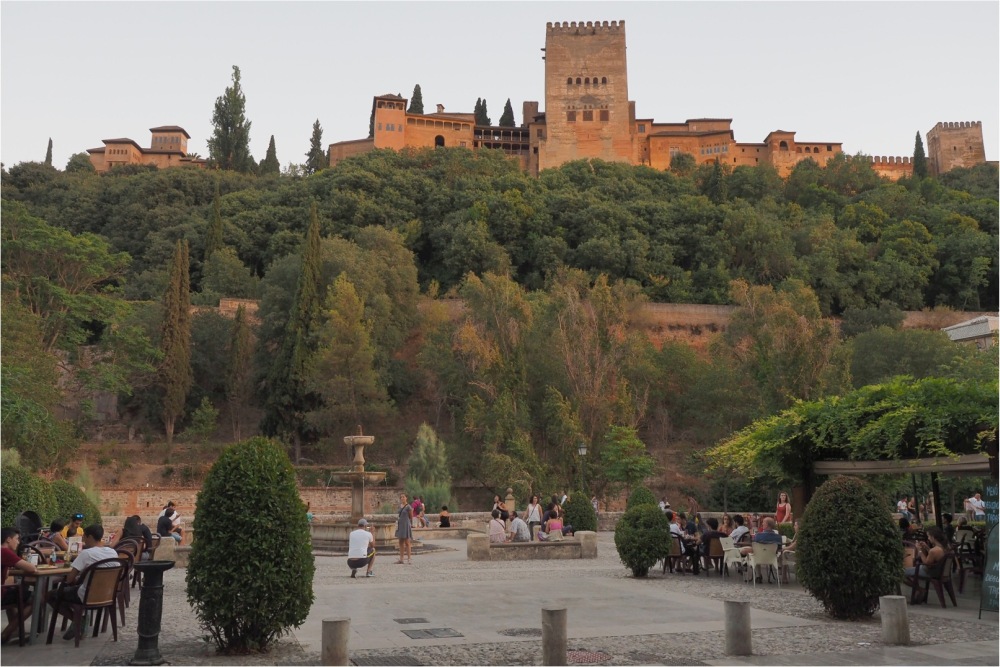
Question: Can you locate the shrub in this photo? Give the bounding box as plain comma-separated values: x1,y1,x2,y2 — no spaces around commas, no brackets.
50,480,102,526
563,491,597,532
614,503,672,577
403,481,453,514
0,464,56,528
186,437,314,653
626,486,657,510
797,476,902,620
776,522,795,539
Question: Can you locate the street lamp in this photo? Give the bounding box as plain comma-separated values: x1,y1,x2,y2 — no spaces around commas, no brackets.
577,441,588,493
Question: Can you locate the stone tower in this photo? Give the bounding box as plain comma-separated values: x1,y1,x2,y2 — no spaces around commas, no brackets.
538,20,635,171
926,121,986,175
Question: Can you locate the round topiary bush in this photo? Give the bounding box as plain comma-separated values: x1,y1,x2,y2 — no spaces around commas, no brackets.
614,503,672,577
562,490,597,532
797,475,902,620
186,437,314,653
626,485,657,510
1,465,57,528
50,480,102,526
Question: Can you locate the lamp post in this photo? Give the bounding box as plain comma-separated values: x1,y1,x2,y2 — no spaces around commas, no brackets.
577,441,588,493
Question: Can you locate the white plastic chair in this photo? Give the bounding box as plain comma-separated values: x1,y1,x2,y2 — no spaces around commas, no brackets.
720,536,745,578
744,542,780,588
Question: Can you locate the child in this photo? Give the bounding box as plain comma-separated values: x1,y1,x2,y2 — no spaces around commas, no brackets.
439,505,451,528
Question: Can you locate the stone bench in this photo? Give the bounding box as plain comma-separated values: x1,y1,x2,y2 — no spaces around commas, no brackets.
467,531,597,561
414,526,484,540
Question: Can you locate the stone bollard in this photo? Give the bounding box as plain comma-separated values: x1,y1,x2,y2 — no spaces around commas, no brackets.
724,600,752,656
541,607,567,666
577,531,598,558
129,560,175,666
506,487,516,516
321,617,350,666
467,534,490,561
879,595,910,645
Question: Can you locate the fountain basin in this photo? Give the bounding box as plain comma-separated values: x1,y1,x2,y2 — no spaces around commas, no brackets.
311,517,399,553
329,471,387,485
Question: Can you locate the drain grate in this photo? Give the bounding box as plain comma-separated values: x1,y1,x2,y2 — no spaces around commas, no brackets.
567,650,612,664
498,627,544,637
393,618,429,624
402,627,464,639
353,655,423,666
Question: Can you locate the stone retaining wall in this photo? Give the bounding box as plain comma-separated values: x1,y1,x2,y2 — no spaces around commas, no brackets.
466,531,598,561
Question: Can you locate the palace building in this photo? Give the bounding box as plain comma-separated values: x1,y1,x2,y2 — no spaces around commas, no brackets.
329,20,987,180
87,126,207,173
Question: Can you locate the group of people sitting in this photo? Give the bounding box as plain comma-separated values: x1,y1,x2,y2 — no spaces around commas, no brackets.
664,510,797,577
488,494,574,544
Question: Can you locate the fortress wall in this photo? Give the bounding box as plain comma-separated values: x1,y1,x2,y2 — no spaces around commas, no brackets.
328,138,375,167
870,155,914,181
927,120,985,175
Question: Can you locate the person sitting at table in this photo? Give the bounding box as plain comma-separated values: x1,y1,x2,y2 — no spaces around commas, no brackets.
438,505,451,528
115,515,153,559
729,514,750,544
60,514,84,540
1,527,38,644
904,526,949,604
941,513,955,544
740,517,783,556
47,521,70,552
666,510,700,574
698,517,729,569
48,524,119,640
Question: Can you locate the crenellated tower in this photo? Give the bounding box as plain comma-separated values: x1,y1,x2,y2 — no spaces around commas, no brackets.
539,20,635,171
926,121,985,175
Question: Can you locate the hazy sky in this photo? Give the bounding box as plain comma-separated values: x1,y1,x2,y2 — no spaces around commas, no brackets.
2,1,998,170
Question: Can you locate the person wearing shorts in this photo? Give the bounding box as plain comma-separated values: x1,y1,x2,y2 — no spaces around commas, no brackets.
347,518,376,578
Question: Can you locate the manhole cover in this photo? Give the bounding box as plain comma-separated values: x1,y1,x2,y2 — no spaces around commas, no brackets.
498,627,544,637
353,655,423,666
393,618,429,624
402,627,463,639
568,650,612,663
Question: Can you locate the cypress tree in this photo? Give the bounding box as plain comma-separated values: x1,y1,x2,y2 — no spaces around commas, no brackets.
160,239,193,445
44,138,53,166
204,181,224,263
260,135,280,175
499,99,515,127
913,131,928,179
305,119,325,175
208,65,254,172
408,84,424,114
368,105,375,138
225,305,255,441
475,98,491,126
261,203,324,462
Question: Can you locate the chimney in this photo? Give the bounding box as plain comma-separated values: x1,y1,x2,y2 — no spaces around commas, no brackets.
436,104,445,113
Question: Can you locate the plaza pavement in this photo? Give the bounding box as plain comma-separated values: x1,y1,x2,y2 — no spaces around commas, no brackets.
2,533,996,666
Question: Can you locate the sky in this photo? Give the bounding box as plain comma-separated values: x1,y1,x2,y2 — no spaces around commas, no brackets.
2,1,998,171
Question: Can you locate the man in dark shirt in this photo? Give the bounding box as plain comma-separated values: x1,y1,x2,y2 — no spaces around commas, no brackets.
156,509,178,542
699,517,728,571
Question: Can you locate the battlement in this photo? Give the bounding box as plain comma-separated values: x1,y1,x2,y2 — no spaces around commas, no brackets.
546,20,624,34
870,155,912,165
930,121,982,132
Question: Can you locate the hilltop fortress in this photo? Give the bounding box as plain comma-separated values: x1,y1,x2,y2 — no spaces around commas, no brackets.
329,20,987,180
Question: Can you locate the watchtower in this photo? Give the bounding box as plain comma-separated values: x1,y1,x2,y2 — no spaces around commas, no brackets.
926,121,985,175
539,20,634,171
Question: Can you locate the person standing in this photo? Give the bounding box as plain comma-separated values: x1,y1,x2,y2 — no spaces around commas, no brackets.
347,519,376,578
968,493,986,521
591,495,599,519
395,494,413,564
525,495,542,539
774,491,793,524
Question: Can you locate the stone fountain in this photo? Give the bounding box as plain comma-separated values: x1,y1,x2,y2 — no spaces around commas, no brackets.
310,428,398,552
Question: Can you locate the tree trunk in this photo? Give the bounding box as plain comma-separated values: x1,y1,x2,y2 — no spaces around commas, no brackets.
165,417,175,445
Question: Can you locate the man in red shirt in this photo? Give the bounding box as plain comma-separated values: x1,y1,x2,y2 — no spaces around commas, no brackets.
2,527,38,644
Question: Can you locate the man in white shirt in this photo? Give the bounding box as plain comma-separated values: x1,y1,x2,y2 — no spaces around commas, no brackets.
729,514,750,544
50,524,119,640
659,498,671,513
507,511,531,542
347,519,376,578
968,493,986,520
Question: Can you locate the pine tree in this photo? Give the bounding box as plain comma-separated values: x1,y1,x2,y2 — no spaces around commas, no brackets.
408,84,424,114
474,98,491,126
499,99,515,127
159,240,193,445
305,119,325,175
44,138,53,166
208,65,254,172
261,203,324,462
259,135,280,175
225,305,255,441
913,131,928,179
204,181,224,263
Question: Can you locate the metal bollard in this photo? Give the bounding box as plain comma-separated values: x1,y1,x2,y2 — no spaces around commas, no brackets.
129,560,175,666
541,607,567,666
724,600,752,656
879,595,910,645
321,617,350,666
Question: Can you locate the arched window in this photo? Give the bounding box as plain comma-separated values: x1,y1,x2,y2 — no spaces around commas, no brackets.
805,147,811,153
576,77,581,84
567,78,573,85
601,77,607,84
435,135,445,148
779,141,789,151
585,77,590,85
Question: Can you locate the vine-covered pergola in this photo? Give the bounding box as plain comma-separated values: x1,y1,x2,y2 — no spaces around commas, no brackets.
706,376,998,521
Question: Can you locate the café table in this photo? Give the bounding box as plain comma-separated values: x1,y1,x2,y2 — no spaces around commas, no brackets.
14,565,73,645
